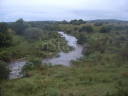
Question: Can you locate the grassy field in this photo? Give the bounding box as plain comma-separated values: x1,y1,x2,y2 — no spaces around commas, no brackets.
1,22,128,96
1,60,128,96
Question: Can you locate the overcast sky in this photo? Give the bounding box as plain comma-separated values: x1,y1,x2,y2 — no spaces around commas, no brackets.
0,0,128,22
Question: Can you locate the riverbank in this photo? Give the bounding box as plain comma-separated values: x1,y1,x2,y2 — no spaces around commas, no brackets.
8,31,78,79
43,32,83,66
0,31,71,63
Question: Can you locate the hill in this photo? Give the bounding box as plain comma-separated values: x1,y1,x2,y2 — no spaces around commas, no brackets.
87,19,128,23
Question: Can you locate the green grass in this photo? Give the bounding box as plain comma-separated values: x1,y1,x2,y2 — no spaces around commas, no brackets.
1,23,128,96
1,61,128,96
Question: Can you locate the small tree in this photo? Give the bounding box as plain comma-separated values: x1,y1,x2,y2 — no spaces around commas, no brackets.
85,25,93,33
21,56,42,77
24,27,43,40
61,20,69,24
0,23,12,48
12,18,29,35
0,22,8,33
70,19,80,25
74,27,78,32
77,33,87,44
78,19,86,24
67,29,72,34
79,26,86,32
100,26,111,33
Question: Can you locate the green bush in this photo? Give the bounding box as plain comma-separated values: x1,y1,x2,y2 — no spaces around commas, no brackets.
0,22,12,48
79,25,86,32
85,25,93,33
24,27,43,40
21,56,42,77
100,26,111,33
79,25,93,33
94,22,103,26
0,61,10,81
12,18,29,35
0,51,11,62
77,33,87,44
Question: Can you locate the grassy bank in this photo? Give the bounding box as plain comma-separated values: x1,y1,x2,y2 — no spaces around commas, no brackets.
1,60,128,96
0,30,72,62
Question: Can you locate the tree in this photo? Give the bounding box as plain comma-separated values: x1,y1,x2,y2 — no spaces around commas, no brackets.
79,25,93,33
100,26,111,33
70,19,86,25
0,61,10,81
24,27,43,40
0,22,8,33
0,23,12,48
77,33,87,44
61,20,69,24
70,19,80,25
78,19,86,24
12,18,29,35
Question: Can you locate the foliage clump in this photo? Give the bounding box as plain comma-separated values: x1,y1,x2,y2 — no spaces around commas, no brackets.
0,23,12,48
0,61,10,81
24,27,43,40
21,56,42,77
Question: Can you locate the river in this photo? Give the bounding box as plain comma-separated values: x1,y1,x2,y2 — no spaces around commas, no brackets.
8,31,83,79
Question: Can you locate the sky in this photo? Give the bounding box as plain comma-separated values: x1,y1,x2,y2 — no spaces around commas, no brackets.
0,0,128,22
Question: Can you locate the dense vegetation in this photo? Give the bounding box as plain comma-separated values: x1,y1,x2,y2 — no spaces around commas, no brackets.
0,23,12,48
0,19,128,96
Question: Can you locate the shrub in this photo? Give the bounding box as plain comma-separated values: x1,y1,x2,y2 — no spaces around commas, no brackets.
85,25,93,33
77,33,87,44
0,61,10,81
24,27,43,40
79,26,86,32
67,29,72,34
82,47,93,57
79,25,93,33
0,23,12,48
12,18,29,35
61,20,69,24
94,22,103,26
74,27,78,32
0,51,11,62
100,26,111,33
120,42,128,61
70,19,86,25
21,56,42,77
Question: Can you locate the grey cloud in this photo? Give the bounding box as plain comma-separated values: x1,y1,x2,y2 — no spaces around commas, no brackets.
0,0,128,22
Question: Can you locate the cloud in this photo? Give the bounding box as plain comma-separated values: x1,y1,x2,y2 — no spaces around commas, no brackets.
0,0,128,22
